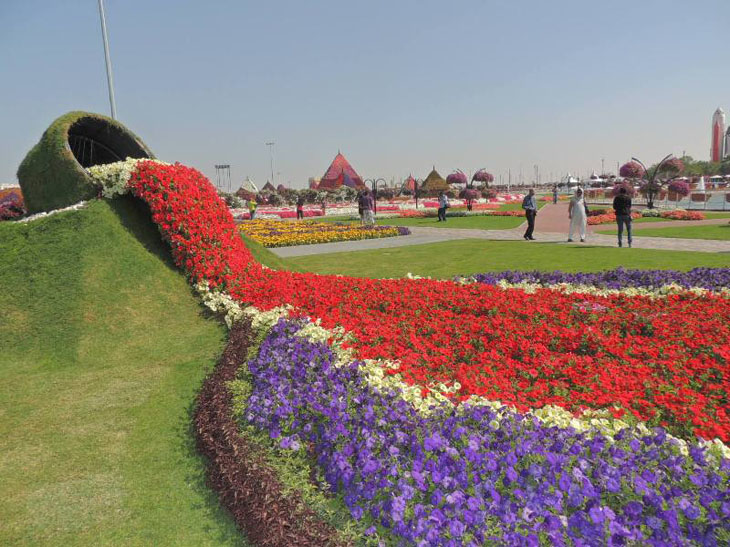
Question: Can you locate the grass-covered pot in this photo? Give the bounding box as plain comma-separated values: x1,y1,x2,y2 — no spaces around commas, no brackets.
17,111,153,213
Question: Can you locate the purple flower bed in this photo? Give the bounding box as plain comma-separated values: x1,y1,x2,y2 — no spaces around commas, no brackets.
244,318,730,546
465,267,730,292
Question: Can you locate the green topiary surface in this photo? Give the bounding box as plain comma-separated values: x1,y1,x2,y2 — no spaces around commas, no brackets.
17,111,153,213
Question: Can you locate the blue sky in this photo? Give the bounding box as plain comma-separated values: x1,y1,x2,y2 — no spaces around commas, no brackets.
2,0,728,188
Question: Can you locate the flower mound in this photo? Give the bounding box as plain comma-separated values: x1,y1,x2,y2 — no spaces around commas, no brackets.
238,218,409,247
247,319,730,545
84,158,730,545
116,161,730,443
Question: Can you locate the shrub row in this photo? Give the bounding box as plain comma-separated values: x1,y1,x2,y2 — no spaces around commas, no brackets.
193,319,346,547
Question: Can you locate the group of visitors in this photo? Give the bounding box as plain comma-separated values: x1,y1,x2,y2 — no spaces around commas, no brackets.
522,187,633,247
358,190,375,226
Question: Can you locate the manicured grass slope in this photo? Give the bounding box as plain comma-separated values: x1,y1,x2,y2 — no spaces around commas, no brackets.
0,199,244,545
239,231,300,270
287,239,730,279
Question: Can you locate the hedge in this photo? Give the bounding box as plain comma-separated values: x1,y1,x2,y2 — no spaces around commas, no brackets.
17,111,153,213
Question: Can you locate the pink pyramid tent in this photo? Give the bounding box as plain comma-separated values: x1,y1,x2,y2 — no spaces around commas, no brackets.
403,175,416,192
318,152,364,190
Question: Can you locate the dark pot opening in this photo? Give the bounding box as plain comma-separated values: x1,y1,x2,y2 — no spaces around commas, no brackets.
67,116,150,168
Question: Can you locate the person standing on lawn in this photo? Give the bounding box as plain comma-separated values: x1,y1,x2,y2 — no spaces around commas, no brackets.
522,188,538,240
613,187,633,248
567,187,588,242
362,190,375,226
296,196,305,220
437,190,449,222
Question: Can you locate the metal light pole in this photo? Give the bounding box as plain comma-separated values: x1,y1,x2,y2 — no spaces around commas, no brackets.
97,0,117,119
631,154,673,209
266,142,275,185
364,178,386,215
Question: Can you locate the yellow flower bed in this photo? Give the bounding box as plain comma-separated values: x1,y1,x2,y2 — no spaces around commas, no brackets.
239,219,406,247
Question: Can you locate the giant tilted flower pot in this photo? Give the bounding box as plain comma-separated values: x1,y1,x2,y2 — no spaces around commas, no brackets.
17,111,153,213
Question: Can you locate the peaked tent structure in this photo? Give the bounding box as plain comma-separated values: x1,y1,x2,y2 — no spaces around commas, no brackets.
318,152,365,191
420,167,449,196
276,184,288,193
262,181,277,193
236,176,258,199
238,176,258,194
402,175,417,192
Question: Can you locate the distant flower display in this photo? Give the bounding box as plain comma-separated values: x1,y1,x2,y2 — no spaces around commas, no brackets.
446,170,468,185
660,209,705,221
0,187,26,220
661,157,685,176
472,169,494,184
611,181,637,197
619,161,645,179
667,180,691,197
238,218,409,247
464,266,730,293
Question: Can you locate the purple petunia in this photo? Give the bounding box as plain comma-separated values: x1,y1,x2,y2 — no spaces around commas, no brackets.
242,318,730,545
463,266,730,292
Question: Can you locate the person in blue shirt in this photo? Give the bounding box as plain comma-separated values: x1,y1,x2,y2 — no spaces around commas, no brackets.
522,189,538,240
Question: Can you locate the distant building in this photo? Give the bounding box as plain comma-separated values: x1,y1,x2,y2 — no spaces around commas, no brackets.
725,127,730,159
711,107,725,162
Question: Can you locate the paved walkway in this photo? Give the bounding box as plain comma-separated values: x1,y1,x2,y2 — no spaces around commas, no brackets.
271,204,730,257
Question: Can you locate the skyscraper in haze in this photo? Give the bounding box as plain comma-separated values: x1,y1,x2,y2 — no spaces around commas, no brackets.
725,127,730,159
711,107,725,162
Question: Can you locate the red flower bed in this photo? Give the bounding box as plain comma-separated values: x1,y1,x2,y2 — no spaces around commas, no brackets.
587,211,642,225
660,210,706,221
128,162,730,442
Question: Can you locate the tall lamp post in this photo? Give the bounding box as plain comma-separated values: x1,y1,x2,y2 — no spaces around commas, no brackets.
265,142,275,185
364,178,386,215
631,154,673,209
97,0,117,119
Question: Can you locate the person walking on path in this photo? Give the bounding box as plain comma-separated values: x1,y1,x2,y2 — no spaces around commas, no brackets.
552,185,559,204
522,188,538,240
567,187,588,242
361,190,375,226
613,187,633,248
437,191,450,222
248,198,258,220
296,196,305,220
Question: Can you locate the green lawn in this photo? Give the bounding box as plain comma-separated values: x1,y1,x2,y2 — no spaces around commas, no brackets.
0,199,244,546
286,239,730,279
598,224,730,240
375,215,525,229
316,201,543,229
317,214,524,229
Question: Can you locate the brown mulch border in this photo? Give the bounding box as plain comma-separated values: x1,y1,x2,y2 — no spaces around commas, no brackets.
193,319,349,546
